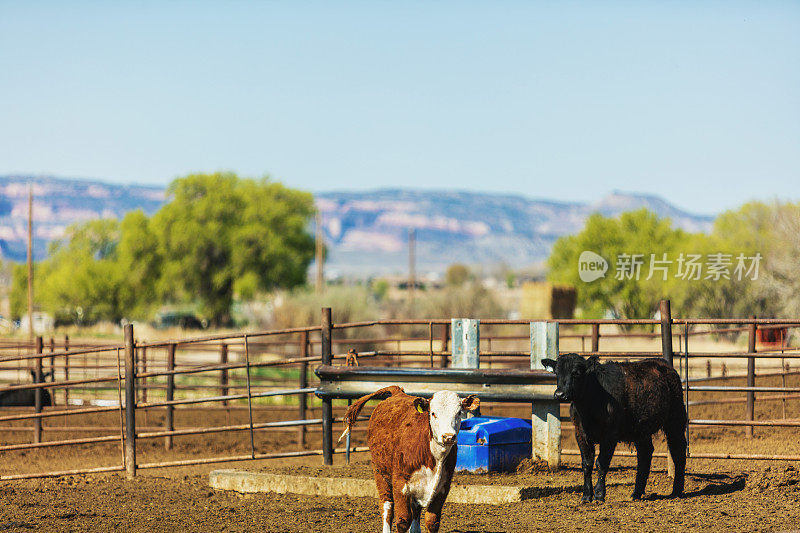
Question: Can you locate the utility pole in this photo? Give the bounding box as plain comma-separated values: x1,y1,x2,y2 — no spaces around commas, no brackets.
315,212,324,294
408,228,416,305
27,185,34,341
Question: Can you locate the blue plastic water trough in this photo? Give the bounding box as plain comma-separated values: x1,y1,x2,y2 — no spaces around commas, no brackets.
456,416,532,473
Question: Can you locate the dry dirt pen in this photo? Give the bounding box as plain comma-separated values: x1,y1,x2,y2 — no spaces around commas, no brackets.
1,312,800,531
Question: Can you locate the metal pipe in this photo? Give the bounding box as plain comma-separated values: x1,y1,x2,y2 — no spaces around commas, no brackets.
0,465,124,481
660,300,673,366
134,325,323,349
686,386,800,393
136,388,316,409
34,336,43,444
0,404,120,422
321,307,333,466
298,331,308,449
746,320,757,438
135,446,370,471
220,343,228,406
165,343,175,450
0,434,120,451
690,419,800,427
136,418,323,440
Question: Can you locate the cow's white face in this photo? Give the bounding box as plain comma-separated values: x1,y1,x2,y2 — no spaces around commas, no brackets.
420,390,480,448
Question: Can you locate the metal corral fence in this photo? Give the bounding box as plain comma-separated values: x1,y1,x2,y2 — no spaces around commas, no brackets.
1,301,799,479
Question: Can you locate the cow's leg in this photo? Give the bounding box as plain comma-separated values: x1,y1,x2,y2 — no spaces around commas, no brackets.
666,428,687,497
424,489,447,533
574,425,595,503
393,484,413,533
409,501,422,533
374,472,393,533
632,437,654,500
593,439,617,503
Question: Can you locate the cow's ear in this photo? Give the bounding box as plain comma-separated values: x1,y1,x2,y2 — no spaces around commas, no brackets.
461,395,480,412
413,397,429,414
541,358,557,371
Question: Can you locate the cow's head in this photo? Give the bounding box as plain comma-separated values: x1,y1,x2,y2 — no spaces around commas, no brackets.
414,390,480,448
542,353,588,402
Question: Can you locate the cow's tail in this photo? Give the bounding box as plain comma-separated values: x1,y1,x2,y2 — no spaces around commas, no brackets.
338,385,404,444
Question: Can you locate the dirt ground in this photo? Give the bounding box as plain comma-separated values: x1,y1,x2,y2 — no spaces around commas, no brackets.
1,374,800,532
1,454,799,532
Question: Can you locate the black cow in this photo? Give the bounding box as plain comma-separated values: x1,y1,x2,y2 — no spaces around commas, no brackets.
542,354,686,502
0,370,53,407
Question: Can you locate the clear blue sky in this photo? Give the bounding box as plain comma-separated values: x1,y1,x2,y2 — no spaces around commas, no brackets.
1,1,798,215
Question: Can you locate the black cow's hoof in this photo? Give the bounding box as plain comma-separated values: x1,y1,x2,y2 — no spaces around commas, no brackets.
580,496,593,504
631,493,643,501
593,499,605,505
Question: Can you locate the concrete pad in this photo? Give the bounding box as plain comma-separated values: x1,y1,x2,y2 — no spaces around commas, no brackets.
209,469,531,505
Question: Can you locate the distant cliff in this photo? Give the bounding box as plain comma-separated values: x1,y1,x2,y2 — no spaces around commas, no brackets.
0,176,713,274
0,175,164,260
315,189,713,275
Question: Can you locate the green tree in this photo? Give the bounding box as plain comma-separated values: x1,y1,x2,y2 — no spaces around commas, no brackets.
36,219,123,323
548,209,687,319
116,210,162,319
445,264,471,287
152,172,315,326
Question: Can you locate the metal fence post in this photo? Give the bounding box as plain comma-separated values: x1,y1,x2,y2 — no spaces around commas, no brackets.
165,343,175,450
451,319,479,368
746,319,757,438
591,324,600,353
48,337,55,382
64,335,70,408
531,321,561,469
439,325,450,368
124,324,137,478
220,343,228,406
298,331,309,449
660,300,673,366
321,307,333,465
34,336,43,444
659,300,675,478
141,346,148,405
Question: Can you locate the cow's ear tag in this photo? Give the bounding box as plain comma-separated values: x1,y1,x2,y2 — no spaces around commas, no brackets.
416,403,424,414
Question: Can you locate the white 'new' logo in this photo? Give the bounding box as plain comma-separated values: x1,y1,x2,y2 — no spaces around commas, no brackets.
578,251,608,282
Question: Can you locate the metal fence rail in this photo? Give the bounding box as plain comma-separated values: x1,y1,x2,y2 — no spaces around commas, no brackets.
2,301,800,480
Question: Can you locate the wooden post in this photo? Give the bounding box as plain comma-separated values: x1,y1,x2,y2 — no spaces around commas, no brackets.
451,319,479,369
321,308,333,465
531,322,561,469
591,324,599,353
746,319,757,438
660,300,673,366
165,343,175,450
298,331,309,449
124,324,137,478
220,344,229,406
34,336,43,444
439,325,450,368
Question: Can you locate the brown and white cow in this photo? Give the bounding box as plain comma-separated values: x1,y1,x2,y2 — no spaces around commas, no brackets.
339,386,479,533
